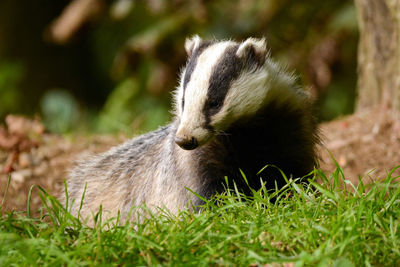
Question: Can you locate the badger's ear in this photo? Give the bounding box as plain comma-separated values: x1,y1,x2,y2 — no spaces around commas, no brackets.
185,35,202,57
236,37,267,59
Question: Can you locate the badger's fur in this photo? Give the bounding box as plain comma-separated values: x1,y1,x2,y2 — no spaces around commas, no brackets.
64,36,319,221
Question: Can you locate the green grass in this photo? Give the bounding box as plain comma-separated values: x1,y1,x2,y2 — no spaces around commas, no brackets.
1,166,400,266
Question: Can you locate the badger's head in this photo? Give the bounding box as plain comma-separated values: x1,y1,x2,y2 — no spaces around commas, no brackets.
174,36,271,150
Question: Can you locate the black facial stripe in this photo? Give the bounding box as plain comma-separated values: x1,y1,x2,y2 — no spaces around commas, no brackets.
203,45,242,120
182,41,215,111
202,43,267,127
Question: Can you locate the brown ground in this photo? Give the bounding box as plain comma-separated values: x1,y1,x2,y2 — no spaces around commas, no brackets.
319,107,400,184
1,109,399,212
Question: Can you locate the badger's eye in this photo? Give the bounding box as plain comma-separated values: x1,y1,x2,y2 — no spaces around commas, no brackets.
208,100,220,109
207,100,222,115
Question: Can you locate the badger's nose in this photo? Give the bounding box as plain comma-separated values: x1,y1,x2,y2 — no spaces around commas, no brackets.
175,136,198,150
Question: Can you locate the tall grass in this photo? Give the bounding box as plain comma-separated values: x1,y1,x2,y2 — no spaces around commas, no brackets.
1,166,399,266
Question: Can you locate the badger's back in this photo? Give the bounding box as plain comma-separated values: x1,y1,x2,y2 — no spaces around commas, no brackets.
65,126,171,219
66,125,204,220
65,36,319,222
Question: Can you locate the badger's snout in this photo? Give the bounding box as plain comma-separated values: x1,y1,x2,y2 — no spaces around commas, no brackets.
175,136,198,150
175,120,212,150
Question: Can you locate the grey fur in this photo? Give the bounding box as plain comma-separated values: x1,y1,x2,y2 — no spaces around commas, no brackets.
63,37,319,223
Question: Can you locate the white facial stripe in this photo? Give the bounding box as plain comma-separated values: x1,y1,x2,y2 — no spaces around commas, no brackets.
174,73,185,116
177,41,234,141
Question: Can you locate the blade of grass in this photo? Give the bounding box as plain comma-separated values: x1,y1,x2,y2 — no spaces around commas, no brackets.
0,174,12,214
27,185,35,218
310,181,337,202
63,179,69,211
37,185,61,226
185,187,207,203
77,183,87,222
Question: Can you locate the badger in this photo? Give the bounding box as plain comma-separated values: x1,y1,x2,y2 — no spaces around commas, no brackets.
64,36,319,222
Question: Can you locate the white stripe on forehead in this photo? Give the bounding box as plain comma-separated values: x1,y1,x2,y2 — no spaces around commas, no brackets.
179,41,234,130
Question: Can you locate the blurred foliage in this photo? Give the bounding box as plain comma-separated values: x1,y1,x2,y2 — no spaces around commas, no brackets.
40,89,80,133
0,61,24,117
96,77,170,134
0,0,358,134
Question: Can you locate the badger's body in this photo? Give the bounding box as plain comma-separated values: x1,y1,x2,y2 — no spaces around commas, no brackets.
65,36,318,221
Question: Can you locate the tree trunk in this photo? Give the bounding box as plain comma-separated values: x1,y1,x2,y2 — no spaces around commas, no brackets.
355,0,400,112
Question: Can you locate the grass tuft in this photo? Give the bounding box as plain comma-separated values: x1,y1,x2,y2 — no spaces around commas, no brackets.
1,166,400,266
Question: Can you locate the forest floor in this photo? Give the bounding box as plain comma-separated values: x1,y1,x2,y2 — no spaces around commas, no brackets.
1,108,399,212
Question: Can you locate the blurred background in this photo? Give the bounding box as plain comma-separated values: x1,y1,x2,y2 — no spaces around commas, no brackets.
0,0,358,135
